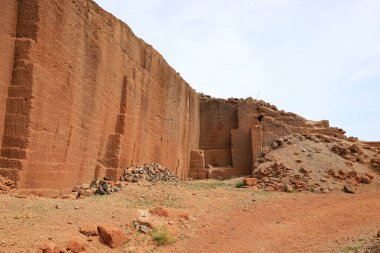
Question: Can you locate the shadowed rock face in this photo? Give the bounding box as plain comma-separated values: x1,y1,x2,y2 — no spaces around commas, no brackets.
0,0,347,195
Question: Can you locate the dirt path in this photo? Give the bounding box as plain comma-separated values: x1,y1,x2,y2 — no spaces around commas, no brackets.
165,189,380,253
0,180,379,253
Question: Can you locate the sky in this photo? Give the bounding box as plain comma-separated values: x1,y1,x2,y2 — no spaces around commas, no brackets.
95,0,380,141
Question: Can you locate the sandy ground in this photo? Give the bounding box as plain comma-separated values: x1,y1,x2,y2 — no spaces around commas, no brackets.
0,178,379,253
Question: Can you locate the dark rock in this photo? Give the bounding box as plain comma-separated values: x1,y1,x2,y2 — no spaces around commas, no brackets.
343,184,356,194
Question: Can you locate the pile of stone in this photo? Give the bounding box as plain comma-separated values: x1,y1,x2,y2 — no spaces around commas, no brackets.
251,162,313,192
331,143,365,163
0,175,15,194
249,133,378,194
122,163,177,183
67,179,123,199
250,161,374,193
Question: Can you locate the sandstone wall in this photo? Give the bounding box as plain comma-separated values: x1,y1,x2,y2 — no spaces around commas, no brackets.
199,100,237,167
0,0,19,180
0,0,200,195
198,96,345,176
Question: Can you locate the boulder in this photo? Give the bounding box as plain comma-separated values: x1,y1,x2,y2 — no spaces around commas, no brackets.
243,178,258,187
97,224,128,248
79,224,98,237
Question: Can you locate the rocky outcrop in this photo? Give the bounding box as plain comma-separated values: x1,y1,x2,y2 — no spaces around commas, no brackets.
195,95,346,179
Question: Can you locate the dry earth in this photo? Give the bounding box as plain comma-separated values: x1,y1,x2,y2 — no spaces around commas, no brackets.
0,178,379,253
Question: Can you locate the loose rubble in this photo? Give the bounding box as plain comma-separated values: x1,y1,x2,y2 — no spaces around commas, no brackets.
0,175,16,194
67,163,177,199
249,134,378,194
122,163,177,183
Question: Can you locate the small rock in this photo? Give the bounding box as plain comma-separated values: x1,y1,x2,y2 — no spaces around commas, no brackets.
149,207,169,217
97,224,128,248
79,224,98,237
359,175,371,184
347,170,357,178
320,178,328,182
284,184,294,193
243,178,258,187
55,204,61,209
66,239,86,253
343,184,356,194
139,225,151,234
377,230,380,237
36,241,56,253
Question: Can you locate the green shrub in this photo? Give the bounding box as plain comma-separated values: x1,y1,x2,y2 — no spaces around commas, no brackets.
235,181,244,188
151,226,176,246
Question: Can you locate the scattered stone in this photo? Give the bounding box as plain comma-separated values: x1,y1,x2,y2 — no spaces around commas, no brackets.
66,239,86,253
55,204,61,209
320,178,328,182
97,224,128,248
0,175,16,194
122,163,177,183
343,184,356,194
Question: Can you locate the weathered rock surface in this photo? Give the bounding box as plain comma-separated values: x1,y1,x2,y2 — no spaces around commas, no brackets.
250,134,377,193
0,0,199,194
97,224,128,248
79,224,98,237
0,0,377,194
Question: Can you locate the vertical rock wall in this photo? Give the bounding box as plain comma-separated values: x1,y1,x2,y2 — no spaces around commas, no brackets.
0,0,200,195
0,0,19,181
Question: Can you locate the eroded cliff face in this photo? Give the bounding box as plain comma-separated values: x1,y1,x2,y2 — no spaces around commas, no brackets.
0,0,199,195
189,95,346,179
0,0,352,194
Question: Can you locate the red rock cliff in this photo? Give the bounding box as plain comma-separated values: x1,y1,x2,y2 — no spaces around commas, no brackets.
0,0,352,194
0,0,200,195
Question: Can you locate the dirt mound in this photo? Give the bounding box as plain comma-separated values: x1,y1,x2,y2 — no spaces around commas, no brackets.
249,134,379,193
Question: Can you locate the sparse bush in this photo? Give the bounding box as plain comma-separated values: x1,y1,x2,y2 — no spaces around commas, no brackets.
235,181,244,188
151,226,176,246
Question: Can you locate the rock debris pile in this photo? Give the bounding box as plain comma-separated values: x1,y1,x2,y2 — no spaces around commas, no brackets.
67,163,177,199
246,134,378,194
0,175,15,194
122,163,177,183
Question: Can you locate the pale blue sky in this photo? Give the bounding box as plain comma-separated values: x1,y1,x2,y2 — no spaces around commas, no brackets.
95,0,380,141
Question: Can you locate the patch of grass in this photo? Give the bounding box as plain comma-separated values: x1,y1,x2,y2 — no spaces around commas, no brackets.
151,226,176,246
161,194,183,208
184,180,232,190
343,245,363,253
235,181,244,188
